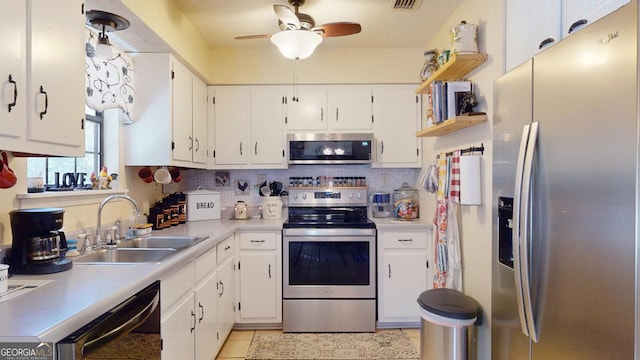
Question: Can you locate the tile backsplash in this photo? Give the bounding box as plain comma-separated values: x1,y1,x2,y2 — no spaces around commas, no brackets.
186,165,420,208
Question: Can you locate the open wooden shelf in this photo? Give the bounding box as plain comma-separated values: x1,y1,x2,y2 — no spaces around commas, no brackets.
416,53,488,94
416,114,488,137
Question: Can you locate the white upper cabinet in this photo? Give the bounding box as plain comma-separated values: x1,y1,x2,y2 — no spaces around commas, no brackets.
125,53,207,168
327,85,373,131
209,86,286,169
285,87,327,131
371,85,422,168
562,0,630,36
210,86,250,166
506,1,561,71
0,1,26,142
0,0,85,156
506,0,630,72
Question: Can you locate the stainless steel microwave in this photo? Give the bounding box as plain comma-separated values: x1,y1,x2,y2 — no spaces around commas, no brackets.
287,133,374,165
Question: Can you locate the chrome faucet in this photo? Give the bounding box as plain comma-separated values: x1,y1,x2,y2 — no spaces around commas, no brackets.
96,195,140,248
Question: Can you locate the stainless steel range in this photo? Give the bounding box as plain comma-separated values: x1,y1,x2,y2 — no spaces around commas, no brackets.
282,187,376,333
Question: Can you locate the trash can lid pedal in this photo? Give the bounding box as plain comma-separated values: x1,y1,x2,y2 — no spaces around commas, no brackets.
418,288,481,322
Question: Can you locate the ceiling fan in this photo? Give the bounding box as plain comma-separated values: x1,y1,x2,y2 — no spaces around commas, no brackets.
235,0,361,59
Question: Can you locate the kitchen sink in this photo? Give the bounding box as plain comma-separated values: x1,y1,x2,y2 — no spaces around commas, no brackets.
117,235,207,250
73,248,177,264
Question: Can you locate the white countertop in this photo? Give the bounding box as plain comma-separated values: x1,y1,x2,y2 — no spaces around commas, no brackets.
0,215,429,343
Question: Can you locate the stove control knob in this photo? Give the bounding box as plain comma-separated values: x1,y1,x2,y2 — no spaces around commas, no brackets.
348,192,353,199
293,193,298,200
302,193,307,200
356,192,362,199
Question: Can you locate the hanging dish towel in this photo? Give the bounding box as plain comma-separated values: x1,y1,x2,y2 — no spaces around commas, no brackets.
432,152,449,288
449,150,461,203
446,201,462,291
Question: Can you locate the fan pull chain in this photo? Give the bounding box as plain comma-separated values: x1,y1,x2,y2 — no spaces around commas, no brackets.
292,60,300,102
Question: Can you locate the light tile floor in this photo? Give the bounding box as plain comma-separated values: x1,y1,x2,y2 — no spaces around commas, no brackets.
215,328,421,360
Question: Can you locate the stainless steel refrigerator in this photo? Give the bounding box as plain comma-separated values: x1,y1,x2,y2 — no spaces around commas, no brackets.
492,2,637,359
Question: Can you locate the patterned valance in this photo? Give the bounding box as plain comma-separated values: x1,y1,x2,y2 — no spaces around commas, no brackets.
84,28,135,123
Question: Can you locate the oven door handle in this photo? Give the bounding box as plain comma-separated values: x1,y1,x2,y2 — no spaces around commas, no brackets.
79,285,159,357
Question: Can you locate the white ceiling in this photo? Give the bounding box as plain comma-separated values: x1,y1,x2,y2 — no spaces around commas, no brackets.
172,0,463,50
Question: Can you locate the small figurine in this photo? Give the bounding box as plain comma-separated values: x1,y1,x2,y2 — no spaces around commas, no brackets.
90,172,98,190
98,166,112,189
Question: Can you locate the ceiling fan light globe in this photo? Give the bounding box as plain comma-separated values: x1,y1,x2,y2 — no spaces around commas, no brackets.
271,30,323,60
96,34,115,59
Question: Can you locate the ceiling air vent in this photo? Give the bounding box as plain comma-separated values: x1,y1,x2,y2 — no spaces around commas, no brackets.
391,0,423,11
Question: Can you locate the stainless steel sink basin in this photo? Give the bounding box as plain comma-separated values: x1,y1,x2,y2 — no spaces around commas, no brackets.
73,248,177,264
117,235,207,250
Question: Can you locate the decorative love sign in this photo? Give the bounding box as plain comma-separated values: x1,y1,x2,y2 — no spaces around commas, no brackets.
53,172,88,189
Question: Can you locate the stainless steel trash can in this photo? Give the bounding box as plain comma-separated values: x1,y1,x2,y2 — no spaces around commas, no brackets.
417,288,482,360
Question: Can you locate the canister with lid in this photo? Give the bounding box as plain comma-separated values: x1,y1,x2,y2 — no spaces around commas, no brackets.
393,182,419,220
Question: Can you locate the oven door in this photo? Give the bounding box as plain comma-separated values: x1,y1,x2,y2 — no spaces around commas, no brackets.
283,228,376,299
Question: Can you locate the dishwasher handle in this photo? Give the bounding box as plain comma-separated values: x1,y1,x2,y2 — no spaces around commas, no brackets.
58,281,160,359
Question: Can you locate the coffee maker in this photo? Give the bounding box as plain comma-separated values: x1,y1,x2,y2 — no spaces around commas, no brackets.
9,208,72,274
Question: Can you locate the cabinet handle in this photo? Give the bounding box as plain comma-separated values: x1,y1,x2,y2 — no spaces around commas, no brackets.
538,37,555,50
219,280,224,297
268,264,272,279
38,85,48,120
320,108,323,122
388,264,391,278
239,142,243,156
198,302,204,323
188,135,193,151
250,239,265,243
568,19,588,34
380,141,384,154
336,108,339,121
190,310,196,333
224,245,231,251
8,75,17,113
195,137,200,152
398,239,413,242
255,142,258,155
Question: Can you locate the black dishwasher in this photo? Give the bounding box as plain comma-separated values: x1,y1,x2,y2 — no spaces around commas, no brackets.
56,281,161,360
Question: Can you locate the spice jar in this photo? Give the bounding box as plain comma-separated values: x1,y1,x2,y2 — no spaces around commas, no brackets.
393,182,419,220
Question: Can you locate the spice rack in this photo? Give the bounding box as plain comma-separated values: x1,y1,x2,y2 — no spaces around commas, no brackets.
416,52,488,137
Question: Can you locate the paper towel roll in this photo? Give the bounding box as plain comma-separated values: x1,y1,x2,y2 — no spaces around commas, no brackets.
460,155,481,205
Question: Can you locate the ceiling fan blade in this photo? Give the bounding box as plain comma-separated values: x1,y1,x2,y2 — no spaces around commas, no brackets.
313,22,362,37
273,4,300,29
235,34,273,40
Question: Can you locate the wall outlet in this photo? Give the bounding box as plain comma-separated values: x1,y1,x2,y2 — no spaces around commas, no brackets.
381,173,390,188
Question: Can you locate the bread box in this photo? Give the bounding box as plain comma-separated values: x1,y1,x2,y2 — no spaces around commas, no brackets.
186,187,221,221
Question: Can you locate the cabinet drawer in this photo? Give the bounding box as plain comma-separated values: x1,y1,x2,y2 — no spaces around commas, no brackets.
217,235,234,264
380,231,427,249
194,246,217,284
239,232,277,250
161,262,194,313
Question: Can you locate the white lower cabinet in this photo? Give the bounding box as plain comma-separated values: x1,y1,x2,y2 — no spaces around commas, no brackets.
377,229,432,325
161,235,235,360
236,231,282,324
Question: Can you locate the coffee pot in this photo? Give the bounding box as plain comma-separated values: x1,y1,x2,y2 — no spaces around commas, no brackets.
9,208,72,274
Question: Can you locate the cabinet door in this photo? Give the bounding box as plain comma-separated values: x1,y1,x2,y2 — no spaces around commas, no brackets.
506,1,561,71
0,0,26,141
28,0,85,155
285,87,327,131
171,59,193,163
195,271,218,360
192,76,208,165
212,87,250,165
250,87,286,166
562,0,630,36
161,292,195,360
238,252,278,320
372,85,421,168
217,257,235,343
327,86,373,131
379,252,428,322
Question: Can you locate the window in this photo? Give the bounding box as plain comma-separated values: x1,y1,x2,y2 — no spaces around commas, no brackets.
27,108,103,189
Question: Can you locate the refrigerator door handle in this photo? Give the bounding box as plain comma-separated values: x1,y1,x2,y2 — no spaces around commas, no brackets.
513,124,532,338
516,121,540,343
